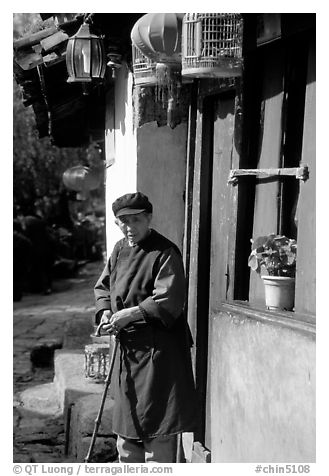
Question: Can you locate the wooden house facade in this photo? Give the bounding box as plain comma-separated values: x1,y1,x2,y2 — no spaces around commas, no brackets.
14,13,316,463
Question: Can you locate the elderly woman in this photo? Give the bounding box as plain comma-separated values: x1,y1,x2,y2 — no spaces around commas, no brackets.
94,192,197,463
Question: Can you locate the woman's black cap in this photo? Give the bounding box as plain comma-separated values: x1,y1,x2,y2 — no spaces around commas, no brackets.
112,192,153,217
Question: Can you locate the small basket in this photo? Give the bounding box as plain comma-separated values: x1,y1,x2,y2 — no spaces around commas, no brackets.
84,343,110,383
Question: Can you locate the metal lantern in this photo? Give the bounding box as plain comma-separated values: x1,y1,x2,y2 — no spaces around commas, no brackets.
132,43,157,86
66,22,106,83
182,13,243,78
62,165,103,199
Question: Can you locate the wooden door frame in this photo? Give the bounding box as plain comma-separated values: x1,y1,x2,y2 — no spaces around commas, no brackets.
184,79,239,447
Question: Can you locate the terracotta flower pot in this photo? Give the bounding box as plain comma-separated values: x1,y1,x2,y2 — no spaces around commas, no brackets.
261,276,295,311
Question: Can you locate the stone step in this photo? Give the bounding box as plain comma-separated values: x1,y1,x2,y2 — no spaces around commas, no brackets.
69,394,117,462
19,382,62,417
53,349,105,413
53,347,117,462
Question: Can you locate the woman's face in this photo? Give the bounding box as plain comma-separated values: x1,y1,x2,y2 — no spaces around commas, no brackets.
115,212,152,244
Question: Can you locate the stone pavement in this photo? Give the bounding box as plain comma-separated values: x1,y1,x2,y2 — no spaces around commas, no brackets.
13,260,103,463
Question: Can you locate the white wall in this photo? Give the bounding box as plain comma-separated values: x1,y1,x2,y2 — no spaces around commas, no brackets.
105,64,137,255
137,122,187,251
104,66,187,255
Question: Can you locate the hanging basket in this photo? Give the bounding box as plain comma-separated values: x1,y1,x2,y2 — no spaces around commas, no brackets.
182,13,243,78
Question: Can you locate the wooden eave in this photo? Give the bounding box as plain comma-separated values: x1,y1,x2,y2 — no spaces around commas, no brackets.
13,17,98,147
13,13,144,147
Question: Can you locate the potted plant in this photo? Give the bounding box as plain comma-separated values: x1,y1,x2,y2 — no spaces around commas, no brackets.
248,233,297,311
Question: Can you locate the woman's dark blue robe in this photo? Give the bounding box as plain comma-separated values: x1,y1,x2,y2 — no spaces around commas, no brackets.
94,229,197,439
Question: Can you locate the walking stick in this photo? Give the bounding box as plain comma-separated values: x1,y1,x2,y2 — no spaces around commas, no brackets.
84,323,120,463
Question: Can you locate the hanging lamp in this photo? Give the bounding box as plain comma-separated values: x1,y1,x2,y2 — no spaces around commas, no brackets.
66,20,106,85
182,13,243,78
131,13,184,64
131,13,185,127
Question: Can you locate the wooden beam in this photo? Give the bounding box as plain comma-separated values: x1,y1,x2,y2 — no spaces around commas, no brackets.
40,30,69,53
13,27,57,50
15,49,44,71
228,165,309,184
43,52,66,68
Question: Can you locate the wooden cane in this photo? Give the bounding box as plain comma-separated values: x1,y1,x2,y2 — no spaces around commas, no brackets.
84,335,119,463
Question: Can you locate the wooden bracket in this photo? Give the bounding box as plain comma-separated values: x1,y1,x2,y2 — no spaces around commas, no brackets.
228,165,309,185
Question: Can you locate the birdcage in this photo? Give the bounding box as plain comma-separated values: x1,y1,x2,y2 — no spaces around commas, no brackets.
182,13,243,78
132,43,157,86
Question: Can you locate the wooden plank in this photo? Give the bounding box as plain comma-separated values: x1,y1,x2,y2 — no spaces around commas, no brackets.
209,93,236,306
188,102,204,353
249,48,284,305
220,302,315,337
43,52,66,68
186,91,213,443
227,90,243,300
40,30,69,53
233,51,260,301
228,166,309,183
294,36,316,315
13,27,58,50
15,49,44,70
183,82,198,304
206,91,236,451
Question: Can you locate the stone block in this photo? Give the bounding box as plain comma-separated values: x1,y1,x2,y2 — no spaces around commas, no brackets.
13,453,33,463
191,441,211,463
71,394,115,436
77,436,117,463
30,453,63,463
53,350,105,413
69,394,117,462
19,382,62,417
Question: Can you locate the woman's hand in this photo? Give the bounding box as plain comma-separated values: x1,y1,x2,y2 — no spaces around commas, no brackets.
100,306,144,335
98,310,116,335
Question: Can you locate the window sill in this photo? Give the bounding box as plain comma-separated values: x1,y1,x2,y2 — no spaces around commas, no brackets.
215,301,316,337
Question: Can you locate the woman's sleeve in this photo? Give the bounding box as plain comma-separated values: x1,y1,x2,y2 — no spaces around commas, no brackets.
94,259,113,324
138,247,186,328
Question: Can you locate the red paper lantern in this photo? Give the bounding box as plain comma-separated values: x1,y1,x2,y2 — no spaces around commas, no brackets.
131,13,184,65
63,165,102,196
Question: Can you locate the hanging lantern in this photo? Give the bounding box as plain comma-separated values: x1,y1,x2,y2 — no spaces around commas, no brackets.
131,13,185,128
132,43,157,86
182,13,243,78
131,13,184,65
66,22,106,84
63,165,103,200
